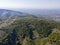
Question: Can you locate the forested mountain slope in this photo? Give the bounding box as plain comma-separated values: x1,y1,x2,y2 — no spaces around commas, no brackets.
0,17,60,45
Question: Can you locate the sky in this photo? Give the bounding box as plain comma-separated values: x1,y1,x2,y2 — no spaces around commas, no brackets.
0,0,60,9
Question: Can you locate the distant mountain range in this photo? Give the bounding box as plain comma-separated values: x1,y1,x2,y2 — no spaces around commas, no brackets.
0,9,60,22
16,9,60,22
0,9,60,18
0,9,25,19
0,9,37,25
13,9,60,17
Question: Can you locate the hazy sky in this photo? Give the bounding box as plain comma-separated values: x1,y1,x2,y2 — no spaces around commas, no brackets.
0,0,60,9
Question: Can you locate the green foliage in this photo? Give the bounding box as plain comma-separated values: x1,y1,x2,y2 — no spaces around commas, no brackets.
0,17,60,45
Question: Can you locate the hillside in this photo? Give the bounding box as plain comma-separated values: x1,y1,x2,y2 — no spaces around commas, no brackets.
0,17,60,45
0,9,36,29
0,9,37,42
0,9,60,45
0,9,36,23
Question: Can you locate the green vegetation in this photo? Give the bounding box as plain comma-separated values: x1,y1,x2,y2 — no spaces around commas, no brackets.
0,17,60,45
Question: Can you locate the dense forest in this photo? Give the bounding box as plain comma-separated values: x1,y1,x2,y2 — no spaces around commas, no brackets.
0,17,60,45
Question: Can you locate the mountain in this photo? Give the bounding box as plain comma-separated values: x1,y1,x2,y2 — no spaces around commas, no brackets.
13,9,60,17
0,9,22,24
12,9,60,22
0,17,60,45
0,9,37,27
0,9,36,20
0,9,22,19
0,9,37,31
0,9,60,45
